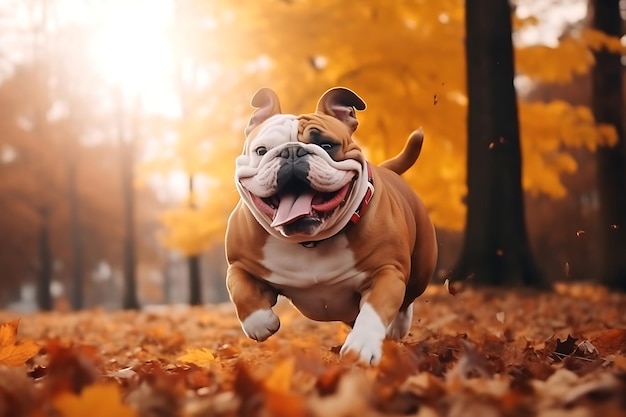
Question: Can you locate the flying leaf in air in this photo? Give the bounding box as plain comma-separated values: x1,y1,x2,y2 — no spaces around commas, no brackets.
0,320,40,366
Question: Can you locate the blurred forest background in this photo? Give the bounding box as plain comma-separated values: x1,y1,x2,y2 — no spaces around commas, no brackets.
0,0,624,311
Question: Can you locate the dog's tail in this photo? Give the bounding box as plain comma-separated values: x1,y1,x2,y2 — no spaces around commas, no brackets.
379,128,424,175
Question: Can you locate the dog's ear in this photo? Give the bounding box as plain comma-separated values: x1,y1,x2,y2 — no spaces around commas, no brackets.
316,87,366,133
245,88,282,136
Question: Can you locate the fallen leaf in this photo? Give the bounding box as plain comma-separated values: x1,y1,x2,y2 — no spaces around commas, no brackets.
53,382,137,417
496,312,505,323
315,365,347,396
446,340,491,382
44,341,101,395
551,335,578,361
233,363,264,417
613,355,626,370
215,343,240,359
1,286,625,416
265,390,307,417
265,358,295,392
563,373,622,407
0,365,37,416
0,320,40,366
402,371,446,399
176,348,215,367
590,329,626,355
576,340,597,356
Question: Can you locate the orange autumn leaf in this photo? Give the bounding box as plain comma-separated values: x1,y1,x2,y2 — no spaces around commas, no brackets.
176,347,216,367
53,383,137,417
265,390,308,417
265,358,295,392
613,355,626,371
0,320,40,366
264,359,307,417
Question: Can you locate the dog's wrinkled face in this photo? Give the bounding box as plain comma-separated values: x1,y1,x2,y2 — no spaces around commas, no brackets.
235,88,369,242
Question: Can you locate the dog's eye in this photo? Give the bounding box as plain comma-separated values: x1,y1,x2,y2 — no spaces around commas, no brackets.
255,146,267,156
318,143,333,151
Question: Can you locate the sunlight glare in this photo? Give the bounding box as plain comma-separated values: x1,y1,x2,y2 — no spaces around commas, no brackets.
514,0,587,47
88,0,178,115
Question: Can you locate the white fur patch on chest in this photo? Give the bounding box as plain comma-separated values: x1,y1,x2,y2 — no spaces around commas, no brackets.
260,234,368,322
260,234,365,288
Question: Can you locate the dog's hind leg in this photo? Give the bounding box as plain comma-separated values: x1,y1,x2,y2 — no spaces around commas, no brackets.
385,303,414,340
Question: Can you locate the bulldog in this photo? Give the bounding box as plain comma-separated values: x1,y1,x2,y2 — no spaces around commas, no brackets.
225,87,437,365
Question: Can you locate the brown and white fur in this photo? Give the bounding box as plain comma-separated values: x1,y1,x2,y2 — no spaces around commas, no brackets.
225,87,437,364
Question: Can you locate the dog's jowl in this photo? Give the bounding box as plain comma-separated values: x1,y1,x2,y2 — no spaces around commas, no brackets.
225,87,438,365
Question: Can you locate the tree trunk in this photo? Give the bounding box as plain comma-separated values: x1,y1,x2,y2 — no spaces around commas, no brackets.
188,254,202,305
174,1,204,306
592,0,626,291
187,175,203,305
450,0,544,286
117,90,140,310
67,161,84,309
37,206,53,310
121,138,139,309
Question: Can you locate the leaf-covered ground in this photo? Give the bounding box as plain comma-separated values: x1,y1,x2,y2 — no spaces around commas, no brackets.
1,284,626,417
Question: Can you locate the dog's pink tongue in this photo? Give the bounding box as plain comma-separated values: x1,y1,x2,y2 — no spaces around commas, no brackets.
271,190,315,227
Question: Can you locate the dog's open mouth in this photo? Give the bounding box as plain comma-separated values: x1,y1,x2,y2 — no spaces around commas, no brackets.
248,180,353,227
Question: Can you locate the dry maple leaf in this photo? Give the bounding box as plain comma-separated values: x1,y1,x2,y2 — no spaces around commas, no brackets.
53,382,137,417
0,320,40,366
176,347,216,367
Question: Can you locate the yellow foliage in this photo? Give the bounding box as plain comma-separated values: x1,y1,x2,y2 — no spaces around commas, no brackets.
512,14,539,30
160,195,235,255
145,0,613,240
516,37,594,83
597,124,619,147
519,101,603,198
581,28,625,54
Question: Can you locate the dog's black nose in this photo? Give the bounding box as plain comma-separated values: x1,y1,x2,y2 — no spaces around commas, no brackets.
277,145,311,190
279,145,309,161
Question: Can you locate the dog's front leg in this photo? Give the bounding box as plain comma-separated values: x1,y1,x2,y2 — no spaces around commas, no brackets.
340,266,406,365
226,263,280,342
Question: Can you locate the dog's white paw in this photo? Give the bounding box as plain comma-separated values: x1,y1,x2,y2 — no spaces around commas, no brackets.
386,303,413,340
241,309,280,341
340,328,384,365
340,303,386,365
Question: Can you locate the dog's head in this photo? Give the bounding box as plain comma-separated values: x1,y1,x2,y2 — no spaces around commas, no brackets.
235,87,372,242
